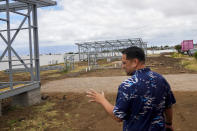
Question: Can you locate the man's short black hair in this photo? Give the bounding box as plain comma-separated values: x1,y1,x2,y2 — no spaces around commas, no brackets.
121,46,145,62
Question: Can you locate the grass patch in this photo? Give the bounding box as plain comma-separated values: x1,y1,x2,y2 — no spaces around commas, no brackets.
181,58,197,71
40,70,59,75
35,102,56,112
45,110,58,117
171,52,186,58
17,114,49,130
7,119,17,126
46,73,62,78
70,65,87,73
6,102,65,130
5,105,25,113
170,53,197,71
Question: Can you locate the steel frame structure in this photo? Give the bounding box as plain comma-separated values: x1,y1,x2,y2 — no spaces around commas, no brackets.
75,38,147,66
64,54,75,71
0,0,56,99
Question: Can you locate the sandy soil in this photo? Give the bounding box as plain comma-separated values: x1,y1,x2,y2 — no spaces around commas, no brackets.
41,74,197,93
1,92,197,131
1,54,197,131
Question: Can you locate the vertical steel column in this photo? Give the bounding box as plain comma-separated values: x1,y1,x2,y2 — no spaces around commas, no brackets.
112,46,114,57
65,56,68,70
32,5,40,81
87,48,90,67
73,56,74,70
139,39,143,48
28,4,34,82
82,48,85,60
6,0,13,89
78,45,81,61
144,43,147,55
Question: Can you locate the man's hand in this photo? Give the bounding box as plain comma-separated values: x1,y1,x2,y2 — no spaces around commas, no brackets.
86,89,122,122
86,89,105,104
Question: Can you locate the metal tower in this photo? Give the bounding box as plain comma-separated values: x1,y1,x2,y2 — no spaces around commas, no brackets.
0,0,56,99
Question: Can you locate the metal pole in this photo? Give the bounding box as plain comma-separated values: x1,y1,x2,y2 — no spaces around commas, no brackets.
66,56,67,70
28,4,34,82
72,56,74,70
82,48,85,61
32,5,40,81
88,49,90,67
78,45,81,61
6,0,13,90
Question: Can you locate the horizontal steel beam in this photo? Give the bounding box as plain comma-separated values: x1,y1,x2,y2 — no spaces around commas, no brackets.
0,59,35,62
0,82,40,99
0,81,32,84
75,38,144,46
0,81,33,89
0,0,56,12
16,0,56,6
12,63,30,67
0,27,31,32
0,18,7,21
0,2,28,12
10,10,29,16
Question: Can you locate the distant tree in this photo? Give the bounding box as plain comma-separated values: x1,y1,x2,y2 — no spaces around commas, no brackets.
102,50,110,53
68,52,74,54
194,52,197,60
164,45,169,49
174,45,181,53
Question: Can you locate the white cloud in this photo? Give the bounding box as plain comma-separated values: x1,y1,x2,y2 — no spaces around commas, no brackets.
1,0,197,48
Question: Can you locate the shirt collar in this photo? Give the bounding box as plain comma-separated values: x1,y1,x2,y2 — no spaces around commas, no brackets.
131,67,151,75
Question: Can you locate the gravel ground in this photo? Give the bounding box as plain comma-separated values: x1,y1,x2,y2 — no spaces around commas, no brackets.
41,74,197,93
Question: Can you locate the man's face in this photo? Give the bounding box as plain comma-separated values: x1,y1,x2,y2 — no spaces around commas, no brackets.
121,54,138,76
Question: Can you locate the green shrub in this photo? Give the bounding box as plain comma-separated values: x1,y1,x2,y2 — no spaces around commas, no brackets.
171,52,184,58
174,45,181,53
194,52,197,60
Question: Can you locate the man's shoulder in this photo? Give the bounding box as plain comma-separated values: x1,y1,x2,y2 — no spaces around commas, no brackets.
120,75,139,88
146,70,170,88
146,70,165,80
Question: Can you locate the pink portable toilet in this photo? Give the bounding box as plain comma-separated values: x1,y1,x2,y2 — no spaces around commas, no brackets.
181,40,194,52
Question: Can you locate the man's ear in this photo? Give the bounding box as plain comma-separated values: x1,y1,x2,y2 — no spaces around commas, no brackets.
130,58,138,67
134,58,140,67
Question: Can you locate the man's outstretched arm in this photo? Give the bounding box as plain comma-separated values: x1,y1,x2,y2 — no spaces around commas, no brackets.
86,89,122,122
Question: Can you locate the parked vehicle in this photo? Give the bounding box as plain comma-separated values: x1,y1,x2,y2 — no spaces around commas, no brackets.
188,48,197,56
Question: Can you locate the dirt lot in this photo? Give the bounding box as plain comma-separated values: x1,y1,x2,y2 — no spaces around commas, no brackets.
1,54,197,131
0,92,197,131
0,54,196,85
41,74,197,93
77,54,197,78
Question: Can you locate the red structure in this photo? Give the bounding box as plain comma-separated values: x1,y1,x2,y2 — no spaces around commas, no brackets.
181,40,194,52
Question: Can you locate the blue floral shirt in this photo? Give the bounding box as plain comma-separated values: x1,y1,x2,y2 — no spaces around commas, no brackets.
113,68,176,131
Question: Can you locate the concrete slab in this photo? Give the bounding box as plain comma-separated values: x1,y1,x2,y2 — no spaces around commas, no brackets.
12,88,41,107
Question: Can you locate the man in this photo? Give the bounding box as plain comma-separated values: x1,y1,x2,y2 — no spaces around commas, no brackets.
86,46,176,131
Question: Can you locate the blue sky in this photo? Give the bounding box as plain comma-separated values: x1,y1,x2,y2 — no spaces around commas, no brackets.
1,0,197,50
